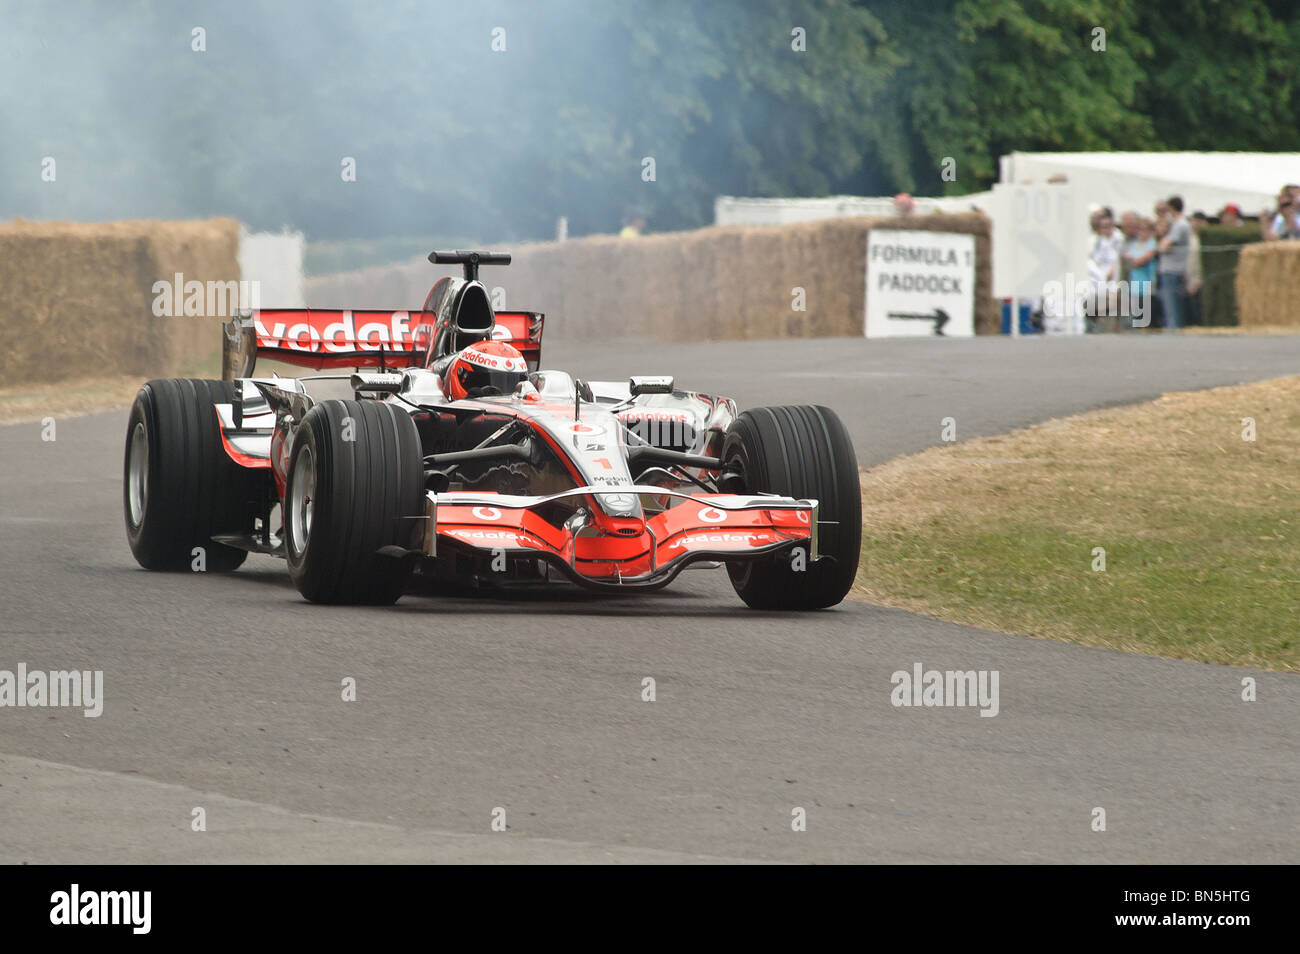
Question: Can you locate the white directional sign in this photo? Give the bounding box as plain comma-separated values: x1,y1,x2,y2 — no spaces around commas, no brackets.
865,230,975,337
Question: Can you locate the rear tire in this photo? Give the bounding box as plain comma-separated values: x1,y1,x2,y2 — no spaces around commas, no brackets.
722,405,861,609
124,378,260,572
284,399,425,604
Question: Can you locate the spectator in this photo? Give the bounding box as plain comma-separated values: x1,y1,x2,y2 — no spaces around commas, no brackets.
1260,199,1276,239
1119,210,1140,245
1122,214,1158,329
1186,212,1206,325
1150,219,1169,327
1118,209,1140,285
1100,207,1120,246
1260,188,1299,240
1087,209,1124,331
1156,195,1191,331
893,192,916,216
1266,195,1300,240
1078,209,1100,332
1218,203,1244,228
619,208,646,238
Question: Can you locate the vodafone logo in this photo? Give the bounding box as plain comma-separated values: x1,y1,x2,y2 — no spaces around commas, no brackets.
570,422,604,435
622,411,689,423
668,532,767,549
449,529,536,546
255,311,413,354
472,506,502,521
461,347,526,372
796,511,810,524
698,507,727,523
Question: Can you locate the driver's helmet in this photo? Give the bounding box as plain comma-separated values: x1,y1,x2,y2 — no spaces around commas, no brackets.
445,340,529,400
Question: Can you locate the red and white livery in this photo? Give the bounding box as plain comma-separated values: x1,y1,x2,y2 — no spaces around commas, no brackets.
123,250,861,608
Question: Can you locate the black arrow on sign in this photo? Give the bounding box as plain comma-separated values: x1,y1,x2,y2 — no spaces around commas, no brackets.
886,308,950,336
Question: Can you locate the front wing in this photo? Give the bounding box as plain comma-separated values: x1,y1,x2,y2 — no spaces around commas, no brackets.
421,486,818,591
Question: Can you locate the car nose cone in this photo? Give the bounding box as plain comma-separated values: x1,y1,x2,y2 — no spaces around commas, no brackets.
598,492,639,517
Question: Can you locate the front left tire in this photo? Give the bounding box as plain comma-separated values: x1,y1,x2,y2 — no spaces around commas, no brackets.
283,399,425,604
721,405,862,609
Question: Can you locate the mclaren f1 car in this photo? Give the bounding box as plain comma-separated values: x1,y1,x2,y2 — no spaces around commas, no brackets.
123,250,861,608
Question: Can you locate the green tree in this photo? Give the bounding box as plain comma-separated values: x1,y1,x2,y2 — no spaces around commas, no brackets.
1134,0,1300,153
872,0,1152,193
3,0,1298,243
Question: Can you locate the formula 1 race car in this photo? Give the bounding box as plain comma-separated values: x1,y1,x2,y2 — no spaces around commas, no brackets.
123,251,861,608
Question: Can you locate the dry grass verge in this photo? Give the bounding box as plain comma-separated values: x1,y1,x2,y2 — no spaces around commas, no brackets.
0,355,221,427
855,376,1300,671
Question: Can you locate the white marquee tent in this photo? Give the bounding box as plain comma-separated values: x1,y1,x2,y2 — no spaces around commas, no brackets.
716,152,1300,326
1000,151,1297,223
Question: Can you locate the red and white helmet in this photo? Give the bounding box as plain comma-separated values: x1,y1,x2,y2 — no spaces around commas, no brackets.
445,340,529,400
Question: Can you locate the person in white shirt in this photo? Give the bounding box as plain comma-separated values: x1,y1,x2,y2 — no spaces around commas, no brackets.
1087,209,1124,332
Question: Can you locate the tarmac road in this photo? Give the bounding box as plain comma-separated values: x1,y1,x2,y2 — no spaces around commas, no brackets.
1,334,1297,863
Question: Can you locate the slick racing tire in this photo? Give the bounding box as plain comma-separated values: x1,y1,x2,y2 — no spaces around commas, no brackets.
284,399,425,605
124,378,260,572
721,405,861,610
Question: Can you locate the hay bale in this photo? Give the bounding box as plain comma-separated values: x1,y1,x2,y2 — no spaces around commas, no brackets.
305,258,428,310
621,232,689,341
509,242,568,334
693,227,746,340
1237,242,1300,328
0,217,240,386
554,235,616,340
573,238,623,338
298,210,995,346
806,218,868,336
148,218,242,373
734,227,788,340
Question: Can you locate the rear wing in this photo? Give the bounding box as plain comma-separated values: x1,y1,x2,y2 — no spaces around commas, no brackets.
222,308,544,377
493,311,544,370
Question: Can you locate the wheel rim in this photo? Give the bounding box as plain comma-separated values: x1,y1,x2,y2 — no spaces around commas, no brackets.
289,445,315,555
127,422,149,526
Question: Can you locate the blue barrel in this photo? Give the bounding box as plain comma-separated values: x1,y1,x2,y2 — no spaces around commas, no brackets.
1000,301,1037,334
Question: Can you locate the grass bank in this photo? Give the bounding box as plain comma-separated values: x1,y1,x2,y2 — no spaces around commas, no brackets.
855,376,1300,671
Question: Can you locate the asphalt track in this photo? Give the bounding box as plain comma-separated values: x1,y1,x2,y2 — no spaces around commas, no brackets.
2,334,1298,863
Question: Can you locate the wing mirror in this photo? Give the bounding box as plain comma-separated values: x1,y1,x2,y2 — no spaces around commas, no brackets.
350,372,405,394
629,376,674,396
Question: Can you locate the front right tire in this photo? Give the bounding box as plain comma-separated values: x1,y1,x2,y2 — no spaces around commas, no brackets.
124,378,260,572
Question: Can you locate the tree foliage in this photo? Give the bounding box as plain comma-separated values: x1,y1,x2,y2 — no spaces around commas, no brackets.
1,0,1296,241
